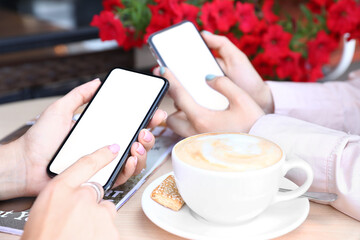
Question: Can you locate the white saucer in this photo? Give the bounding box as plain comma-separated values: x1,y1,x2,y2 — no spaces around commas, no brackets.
142,172,310,240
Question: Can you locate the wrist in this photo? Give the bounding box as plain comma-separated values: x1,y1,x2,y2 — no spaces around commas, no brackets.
258,83,274,114
0,138,27,200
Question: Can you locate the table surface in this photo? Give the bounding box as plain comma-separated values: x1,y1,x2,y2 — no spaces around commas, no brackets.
0,96,360,240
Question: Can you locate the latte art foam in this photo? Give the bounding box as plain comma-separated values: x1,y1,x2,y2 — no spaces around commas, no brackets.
175,133,283,171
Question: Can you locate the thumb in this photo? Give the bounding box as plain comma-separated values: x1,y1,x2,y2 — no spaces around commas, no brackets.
158,66,202,118
52,79,101,114
205,75,243,105
201,32,239,60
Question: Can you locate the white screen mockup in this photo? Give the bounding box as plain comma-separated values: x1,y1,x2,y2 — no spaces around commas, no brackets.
150,21,229,110
49,68,165,187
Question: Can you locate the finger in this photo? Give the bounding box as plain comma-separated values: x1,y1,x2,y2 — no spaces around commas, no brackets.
147,109,167,128
166,112,198,137
79,182,104,203
201,32,239,61
205,75,243,105
153,66,161,76
138,129,155,151
130,142,147,175
216,57,226,70
113,156,137,187
99,200,117,218
54,79,101,114
159,67,202,120
58,144,120,186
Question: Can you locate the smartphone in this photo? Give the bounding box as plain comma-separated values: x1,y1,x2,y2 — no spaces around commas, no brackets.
148,21,229,110
47,68,169,190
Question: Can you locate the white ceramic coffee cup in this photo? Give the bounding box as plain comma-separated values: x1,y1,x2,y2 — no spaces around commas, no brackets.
172,133,313,224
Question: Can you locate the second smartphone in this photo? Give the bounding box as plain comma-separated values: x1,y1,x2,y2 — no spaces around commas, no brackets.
148,21,229,110
47,68,169,190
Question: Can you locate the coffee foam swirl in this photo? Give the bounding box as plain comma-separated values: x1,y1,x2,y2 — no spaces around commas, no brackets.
175,133,283,172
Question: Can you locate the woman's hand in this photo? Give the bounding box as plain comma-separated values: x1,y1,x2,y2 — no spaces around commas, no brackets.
202,32,274,113
21,145,121,240
1,79,167,200
155,67,264,137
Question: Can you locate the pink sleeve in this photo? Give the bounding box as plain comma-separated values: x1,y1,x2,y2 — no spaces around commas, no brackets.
249,114,360,221
266,77,360,134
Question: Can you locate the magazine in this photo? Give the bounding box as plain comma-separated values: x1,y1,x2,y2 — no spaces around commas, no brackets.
0,126,180,236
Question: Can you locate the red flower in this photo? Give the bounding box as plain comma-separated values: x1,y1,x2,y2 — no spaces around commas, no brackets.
307,30,338,66
144,14,171,41
307,65,324,82
147,2,173,27
122,28,144,50
252,53,276,78
306,0,334,14
200,0,237,33
349,16,360,40
253,20,268,38
276,51,305,82
327,0,358,35
90,11,126,46
160,0,184,24
225,32,240,47
102,0,124,11
262,25,292,61
235,2,259,34
262,0,279,24
145,2,178,40
179,3,200,28
238,34,261,56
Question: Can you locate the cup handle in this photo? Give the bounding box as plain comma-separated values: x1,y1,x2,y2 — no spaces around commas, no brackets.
272,158,314,204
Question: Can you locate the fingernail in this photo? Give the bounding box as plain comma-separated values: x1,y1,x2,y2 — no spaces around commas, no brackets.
160,67,166,75
108,144,120,154
136,143,146,155
88,78,100,86
130,156,138,167
202,30,213,35
205,74,217,81
141,129,153,143
162,110,168,120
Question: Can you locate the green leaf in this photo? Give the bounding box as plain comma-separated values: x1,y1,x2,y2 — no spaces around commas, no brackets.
300,4,313,23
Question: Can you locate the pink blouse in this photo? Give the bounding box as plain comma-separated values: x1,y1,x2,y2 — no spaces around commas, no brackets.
249,72,360,221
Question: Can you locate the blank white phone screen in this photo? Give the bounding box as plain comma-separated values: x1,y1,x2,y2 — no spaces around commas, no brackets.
150,21,228,110
49,68,165,187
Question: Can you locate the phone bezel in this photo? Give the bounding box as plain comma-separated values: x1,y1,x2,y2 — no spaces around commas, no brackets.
46,67,169,190
147,20,225,76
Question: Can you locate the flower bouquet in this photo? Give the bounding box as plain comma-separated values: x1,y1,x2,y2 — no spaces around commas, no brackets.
91,0,360,82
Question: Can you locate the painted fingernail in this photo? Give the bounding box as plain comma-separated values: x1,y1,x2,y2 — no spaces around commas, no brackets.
160,67,166,75
141,129,153,143
205,74,217,81
136,143,146,155
108,144,120,154
202,30,213,35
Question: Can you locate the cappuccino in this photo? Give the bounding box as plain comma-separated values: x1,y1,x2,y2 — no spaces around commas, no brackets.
174,133,282,171
172,132,313,224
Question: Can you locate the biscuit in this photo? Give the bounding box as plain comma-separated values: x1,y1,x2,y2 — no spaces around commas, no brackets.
151,175,184,211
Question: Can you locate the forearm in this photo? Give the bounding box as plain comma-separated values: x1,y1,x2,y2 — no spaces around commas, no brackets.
0,139,27,200
266,78,360,134
250,114,360,221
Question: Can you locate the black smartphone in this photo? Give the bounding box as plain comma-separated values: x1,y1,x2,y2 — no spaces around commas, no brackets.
148,21,228,110
47,68,169,190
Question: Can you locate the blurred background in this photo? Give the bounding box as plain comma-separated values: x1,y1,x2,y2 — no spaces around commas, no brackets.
0,0,151,104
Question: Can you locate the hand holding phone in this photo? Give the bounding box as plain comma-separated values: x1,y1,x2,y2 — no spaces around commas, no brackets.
47,68,168,190
148,21,229,110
